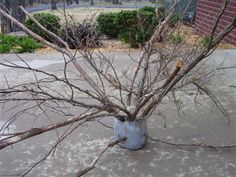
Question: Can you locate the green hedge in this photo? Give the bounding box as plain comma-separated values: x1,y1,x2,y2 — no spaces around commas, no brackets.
96,12,119,38
139,6,156,13
96,7,159,47
25,13,61,42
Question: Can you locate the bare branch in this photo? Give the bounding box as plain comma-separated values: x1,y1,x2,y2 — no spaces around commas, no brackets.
20,6,70,51
147,136,236,149
76,137,127,177
0,110,100,150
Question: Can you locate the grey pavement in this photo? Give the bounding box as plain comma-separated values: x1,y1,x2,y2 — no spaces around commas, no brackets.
26,3,147,13
0,50,236,177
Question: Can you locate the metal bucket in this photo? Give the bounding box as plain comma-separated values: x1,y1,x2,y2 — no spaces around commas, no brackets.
114,119,147,150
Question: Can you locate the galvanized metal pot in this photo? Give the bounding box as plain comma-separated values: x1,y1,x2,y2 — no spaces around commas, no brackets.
114,119,147,150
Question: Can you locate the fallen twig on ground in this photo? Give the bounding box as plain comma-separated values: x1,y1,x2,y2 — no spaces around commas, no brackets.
76,137,127,177
147,135,236,149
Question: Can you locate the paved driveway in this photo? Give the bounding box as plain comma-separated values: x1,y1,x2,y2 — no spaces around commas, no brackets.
26,3,146,13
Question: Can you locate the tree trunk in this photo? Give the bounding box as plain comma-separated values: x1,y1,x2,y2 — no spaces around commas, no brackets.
112,0,121,4
90,0,94,5
11,0,26,32
66,0,72,5
149,0,156,3
51,0,57,10
28,0,34,6
75,0,79,4
0,0,10,33
0,0,26,33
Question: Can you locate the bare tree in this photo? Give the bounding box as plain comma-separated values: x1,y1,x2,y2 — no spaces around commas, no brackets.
66,0,73,5
0,0,236,176
51,0,57,10
112,0,121,4
0,0,26,33
27,0,34,6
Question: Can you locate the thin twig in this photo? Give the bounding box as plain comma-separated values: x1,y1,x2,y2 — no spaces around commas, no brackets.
147,136,236,149
76,137,127,177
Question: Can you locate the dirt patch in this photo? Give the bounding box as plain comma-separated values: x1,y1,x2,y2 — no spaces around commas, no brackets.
35,24,236,54
177,25,236,49
36,39,137,54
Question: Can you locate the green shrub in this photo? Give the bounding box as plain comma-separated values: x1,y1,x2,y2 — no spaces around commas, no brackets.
114,10,138,28
116,10,157,46
114,10,138,46
169,13,182,27
96,12,119,38
0,44,12,53
0,34,17,53
170,34,184,44
140,6,156,13
136,10,158,42
0,34,42,53
96,8,158,47
201,36,213,47
25,13,61,42
0,34,18,44
16,37,43,53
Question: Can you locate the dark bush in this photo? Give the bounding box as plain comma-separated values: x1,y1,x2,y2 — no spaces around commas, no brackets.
62,23,101,49
96,12,119,38
96,8,158,47
114,10,138,29
140,6,156,14
25,13,61,42
116,10,157,47
113,10,137,46
136,10,158,43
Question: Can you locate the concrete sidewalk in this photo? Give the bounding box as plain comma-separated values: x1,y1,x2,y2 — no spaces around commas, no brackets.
0,50,236,177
